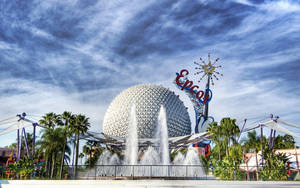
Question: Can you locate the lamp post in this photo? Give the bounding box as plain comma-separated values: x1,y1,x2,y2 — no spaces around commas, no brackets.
194,54,223,132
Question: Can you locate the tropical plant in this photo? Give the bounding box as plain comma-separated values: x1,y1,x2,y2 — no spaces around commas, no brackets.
259,146,290,180
58,111,75,179
39,112,61,129
7,157,34,179
241,130,262,153
200,154,210,174
207,117,243,180
36,127,69,178
71,114,90,177
273,134,295,149
83,140,98,167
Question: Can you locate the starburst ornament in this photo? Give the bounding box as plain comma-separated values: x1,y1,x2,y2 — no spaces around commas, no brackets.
194,53,223,85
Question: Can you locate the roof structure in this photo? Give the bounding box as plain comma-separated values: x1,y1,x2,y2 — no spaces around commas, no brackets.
82,131,210,149
243,118,300,139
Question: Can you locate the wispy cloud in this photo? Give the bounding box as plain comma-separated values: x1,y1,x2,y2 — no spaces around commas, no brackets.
0,0,300,146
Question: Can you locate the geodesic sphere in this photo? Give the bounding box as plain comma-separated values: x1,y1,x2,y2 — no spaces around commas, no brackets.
102,84,191,138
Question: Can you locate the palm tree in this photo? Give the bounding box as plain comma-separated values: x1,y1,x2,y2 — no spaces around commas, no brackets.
82,140,104,167
39,112,61,129
207,122,224,160
82,141,95,166
59,111,75,179
220,118,240,157
71,114,90,177
38,112,62,177
273,134,295,149
208,118,240,160
259,146,290,180
242,130,261,153
36,127,66,178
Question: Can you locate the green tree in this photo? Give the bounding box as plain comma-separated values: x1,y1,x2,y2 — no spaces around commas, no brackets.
259,146,290,180
82,140,96,167
59,111,75,179
39,112,61,129
36,127,69,178
72,114,90,177
207,117,243,180
241,130,262,153
207,122,225,161
273,134,295,149
38,112,61,177
241,130,293,180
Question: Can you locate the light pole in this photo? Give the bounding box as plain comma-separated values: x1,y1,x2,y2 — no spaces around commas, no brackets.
194,54,223,132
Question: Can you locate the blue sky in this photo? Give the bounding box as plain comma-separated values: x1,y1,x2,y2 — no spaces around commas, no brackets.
1,0,300,146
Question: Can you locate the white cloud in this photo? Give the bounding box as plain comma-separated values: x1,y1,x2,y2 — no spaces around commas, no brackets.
233,0,254,7
0,78,114,132
260,0,300,13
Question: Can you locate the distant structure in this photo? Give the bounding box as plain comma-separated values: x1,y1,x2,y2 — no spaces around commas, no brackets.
0,147,15,166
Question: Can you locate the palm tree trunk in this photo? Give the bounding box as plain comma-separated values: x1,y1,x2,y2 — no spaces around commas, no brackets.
226,138,230,158
72,134,76,166
51,152,56,178
45,155,49,177
59,137,67,179
74,132,80,178
47,153,52,178
54,153,57,178
217,142,221,160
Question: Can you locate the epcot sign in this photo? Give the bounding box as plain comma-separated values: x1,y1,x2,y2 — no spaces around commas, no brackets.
175,69,212,104
174,54,222,133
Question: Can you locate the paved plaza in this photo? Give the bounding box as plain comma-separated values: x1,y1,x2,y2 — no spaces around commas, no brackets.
1,180,300,188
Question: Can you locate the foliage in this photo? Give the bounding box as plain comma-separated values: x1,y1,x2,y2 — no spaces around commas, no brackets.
241,130,262,153
242,131,295,153
82,140,105,167
258,146,290,181
58,111,75,179
207,118,244,180
4,111,91,180
200,154,210,174
72,114,90,177
210,119,294,181
7,157,34,179
36,126,70,178
273,135,295,149
213,160,246,180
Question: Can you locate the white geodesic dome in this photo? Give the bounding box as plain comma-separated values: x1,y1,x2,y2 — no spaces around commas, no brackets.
102,84,191,138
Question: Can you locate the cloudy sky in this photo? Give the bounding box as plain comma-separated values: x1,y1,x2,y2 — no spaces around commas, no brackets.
0,0,300,146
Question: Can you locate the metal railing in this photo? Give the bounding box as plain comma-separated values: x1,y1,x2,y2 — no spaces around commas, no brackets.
72,165,210,180
1,165,298,180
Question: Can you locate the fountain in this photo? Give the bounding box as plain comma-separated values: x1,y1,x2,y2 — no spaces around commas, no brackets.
124,104,138,165
139,146,159,165
90,104,205,179
157,105,170,165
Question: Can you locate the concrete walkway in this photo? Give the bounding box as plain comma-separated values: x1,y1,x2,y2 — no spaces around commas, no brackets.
1,180,300,188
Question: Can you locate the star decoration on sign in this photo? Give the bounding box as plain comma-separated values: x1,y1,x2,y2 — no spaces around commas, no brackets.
194,53,223,85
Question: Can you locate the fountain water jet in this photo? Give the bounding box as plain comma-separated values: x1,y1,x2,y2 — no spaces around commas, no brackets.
173,152,185,165
139,146,160,165
124,104,138,165
156,105,170,165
